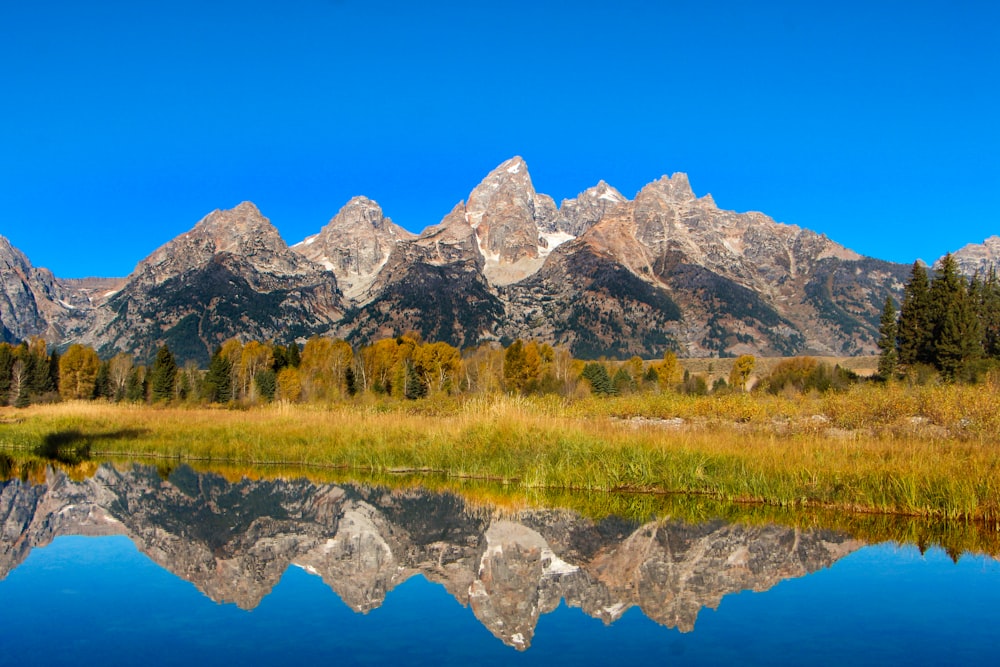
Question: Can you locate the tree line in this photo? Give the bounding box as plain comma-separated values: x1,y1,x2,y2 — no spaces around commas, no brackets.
0,332,771,407
878,253,1000,383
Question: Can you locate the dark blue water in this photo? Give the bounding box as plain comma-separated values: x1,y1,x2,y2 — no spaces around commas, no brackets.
2,535,998,666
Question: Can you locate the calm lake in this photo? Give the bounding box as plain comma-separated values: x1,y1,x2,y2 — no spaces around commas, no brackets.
2,461,999,665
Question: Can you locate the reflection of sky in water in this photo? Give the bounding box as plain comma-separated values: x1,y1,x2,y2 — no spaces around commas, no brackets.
2,536,998,666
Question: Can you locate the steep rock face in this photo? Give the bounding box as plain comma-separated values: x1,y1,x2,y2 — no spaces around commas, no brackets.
555,181,628,237
0,236,73,343
1,463,862,651
463,157,564,285
292,196,415,301
950,236,1000,276
338,204,504,347
83,202,342,363
502,239,683,359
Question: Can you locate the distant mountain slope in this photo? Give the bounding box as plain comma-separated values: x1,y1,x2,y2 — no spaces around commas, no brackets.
81,202,342,363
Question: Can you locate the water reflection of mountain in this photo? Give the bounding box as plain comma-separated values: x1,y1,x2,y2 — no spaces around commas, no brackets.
0,464,860,649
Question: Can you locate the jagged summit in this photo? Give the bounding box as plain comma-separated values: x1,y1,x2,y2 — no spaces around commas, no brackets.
949,235,1000,276
292,195,414,300
646,172,697,202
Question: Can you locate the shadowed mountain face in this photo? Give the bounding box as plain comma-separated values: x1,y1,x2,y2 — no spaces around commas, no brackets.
0,464,860,650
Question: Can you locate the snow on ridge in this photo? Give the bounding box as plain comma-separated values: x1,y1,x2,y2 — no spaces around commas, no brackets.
507,162,521,174
538,231,574,256
293,234,318,248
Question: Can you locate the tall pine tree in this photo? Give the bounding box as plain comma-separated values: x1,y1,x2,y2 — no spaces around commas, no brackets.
930,254,982,381
979,268,1000,359
203,347,232,403
897,262,933,368
149,345,178,401
876,296,898,380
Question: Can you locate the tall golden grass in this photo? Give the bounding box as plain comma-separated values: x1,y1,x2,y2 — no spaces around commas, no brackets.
2,383,1000,522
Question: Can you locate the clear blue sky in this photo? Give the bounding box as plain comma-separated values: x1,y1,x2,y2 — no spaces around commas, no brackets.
2,0,997,278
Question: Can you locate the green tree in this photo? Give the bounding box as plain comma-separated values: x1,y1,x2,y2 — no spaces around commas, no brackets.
0,343,14,405
897,262,933,368
254,369,277,402
287,342,301,368
149,345,178,401
581,362,614,395
94,360,112,399
611,367,635,394
403,361,427,400
203,347,232,403
876,296,898,380
930,254,981,381
125,367,146,402
980,268,1000,359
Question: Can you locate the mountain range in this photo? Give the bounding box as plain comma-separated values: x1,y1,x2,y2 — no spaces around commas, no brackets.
0,463,861,649
2,157,987,363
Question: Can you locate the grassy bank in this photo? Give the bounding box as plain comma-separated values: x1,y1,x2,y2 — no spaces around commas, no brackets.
2,384,1000,522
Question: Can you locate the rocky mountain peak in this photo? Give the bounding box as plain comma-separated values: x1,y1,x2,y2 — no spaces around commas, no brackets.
646,172,697,202
950,236,1000,276
292,196,414,301
554,181,628,238
461,157,559,284
184,201,288,258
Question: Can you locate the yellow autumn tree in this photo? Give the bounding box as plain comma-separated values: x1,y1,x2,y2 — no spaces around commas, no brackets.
219,338,244,400
276,367,302,402
59,344,100,400
656,351,681,391
299,337,355,401
239,341,274,402
413,341,462,394
729,355,756,392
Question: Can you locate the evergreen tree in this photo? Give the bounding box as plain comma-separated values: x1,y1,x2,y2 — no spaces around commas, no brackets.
979,268,1000,359
403,361,427,400
203,348,232,403
272,344,289,372
149,346,178,401
611,367,634,394
287,342,301,368
30,342,54,395
897,262,933,368
254,370,277,402
47,349,60,395
176,372,190,402
876,296,899,380
581,362,614,395
125,368,146,402
345,366,357,396
93,360,112,399
0,343,13,405
930,254,981,380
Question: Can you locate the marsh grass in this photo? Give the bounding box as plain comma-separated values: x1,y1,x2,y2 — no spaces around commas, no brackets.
2,385,1000,522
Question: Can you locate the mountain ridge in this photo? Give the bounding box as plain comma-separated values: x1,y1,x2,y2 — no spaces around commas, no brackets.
1,157,972,362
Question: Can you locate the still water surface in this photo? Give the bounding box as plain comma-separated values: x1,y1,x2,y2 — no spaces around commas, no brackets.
1,462,999,665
